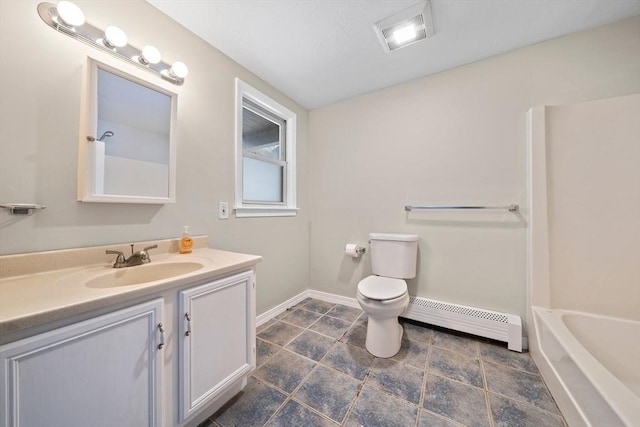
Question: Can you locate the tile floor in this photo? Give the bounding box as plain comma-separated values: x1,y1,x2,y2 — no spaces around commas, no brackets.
199,298,566,427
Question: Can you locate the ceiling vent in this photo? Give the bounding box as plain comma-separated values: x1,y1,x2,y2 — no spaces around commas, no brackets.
374,1,434,53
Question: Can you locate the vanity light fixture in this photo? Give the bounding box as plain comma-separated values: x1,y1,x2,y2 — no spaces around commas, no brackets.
161,61,189,80
374,1,434,53
139,45,161,65
169,61,189,79
56,0,84,28
37,1,188,85
102,26,128,49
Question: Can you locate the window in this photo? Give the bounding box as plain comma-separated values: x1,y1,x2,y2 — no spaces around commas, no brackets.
235,79,297,217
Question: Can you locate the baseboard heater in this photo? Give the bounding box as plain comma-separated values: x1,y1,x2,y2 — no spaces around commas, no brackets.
402,296,522,352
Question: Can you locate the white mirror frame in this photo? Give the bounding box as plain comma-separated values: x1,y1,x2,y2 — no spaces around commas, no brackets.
78,53,178,204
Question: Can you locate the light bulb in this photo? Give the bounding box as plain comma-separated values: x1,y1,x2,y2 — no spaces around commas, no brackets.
104,26,128,48
56,1,85,27
140,45,161,65
393,24,417,45
169,61,188,79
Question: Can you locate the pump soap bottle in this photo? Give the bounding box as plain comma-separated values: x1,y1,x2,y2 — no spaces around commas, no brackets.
179,226,193,254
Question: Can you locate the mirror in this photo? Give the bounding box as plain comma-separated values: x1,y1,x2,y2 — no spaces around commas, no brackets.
78,55,177,203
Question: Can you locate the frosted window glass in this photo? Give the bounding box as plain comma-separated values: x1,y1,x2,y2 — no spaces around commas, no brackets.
243,157,283,202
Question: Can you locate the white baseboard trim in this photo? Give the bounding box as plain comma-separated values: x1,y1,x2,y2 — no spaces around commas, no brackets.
307,289,359,308
256,289,359,327
256,291,310,327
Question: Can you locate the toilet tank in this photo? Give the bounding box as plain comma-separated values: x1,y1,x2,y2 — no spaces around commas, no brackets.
369,233,419,279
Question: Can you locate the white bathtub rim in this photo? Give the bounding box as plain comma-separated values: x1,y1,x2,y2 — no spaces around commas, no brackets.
532,306,639,427
529,321,588,427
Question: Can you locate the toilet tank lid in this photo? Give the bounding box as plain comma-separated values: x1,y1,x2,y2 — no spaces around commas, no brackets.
369,233,419,242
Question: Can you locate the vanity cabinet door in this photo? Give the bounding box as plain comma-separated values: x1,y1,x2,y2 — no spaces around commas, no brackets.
178,270,256,421
0,299,163,427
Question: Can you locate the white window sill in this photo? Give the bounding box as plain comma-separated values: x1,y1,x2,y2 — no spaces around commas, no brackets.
234,206,298,218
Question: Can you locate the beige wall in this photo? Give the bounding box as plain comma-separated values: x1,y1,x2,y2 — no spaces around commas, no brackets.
547,94,640,321
308,16,640,321
0,1,309,315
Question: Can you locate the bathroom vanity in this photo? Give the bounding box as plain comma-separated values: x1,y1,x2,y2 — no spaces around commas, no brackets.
0,238,261,427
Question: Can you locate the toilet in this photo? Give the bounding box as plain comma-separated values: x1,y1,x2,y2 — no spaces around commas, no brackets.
356,233,418,358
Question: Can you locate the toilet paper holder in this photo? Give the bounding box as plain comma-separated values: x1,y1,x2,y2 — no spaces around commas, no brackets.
345,243,366,258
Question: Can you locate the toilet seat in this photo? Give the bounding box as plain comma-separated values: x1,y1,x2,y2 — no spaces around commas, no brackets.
357,275,407,301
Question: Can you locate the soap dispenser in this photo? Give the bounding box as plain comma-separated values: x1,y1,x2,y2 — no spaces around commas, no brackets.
179,226,193,254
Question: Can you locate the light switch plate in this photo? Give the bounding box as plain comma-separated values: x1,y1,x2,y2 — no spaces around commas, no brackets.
218,202,229,219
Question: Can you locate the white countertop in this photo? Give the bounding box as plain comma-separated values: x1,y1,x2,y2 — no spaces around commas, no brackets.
0,246,261,336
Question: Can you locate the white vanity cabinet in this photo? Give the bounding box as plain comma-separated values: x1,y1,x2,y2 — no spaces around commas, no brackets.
0,245,261,427
0,298,164,427
178,270,256,421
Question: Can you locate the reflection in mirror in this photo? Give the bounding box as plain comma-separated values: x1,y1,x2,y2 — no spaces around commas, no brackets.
79,56,177,204
97,69,171,197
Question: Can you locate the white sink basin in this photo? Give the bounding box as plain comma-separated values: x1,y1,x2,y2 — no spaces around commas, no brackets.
85,262,205,288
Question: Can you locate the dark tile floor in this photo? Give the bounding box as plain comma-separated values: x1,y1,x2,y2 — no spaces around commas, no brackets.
199,298,566,427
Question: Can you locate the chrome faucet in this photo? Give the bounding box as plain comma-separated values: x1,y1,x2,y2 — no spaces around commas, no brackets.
106,244,158,268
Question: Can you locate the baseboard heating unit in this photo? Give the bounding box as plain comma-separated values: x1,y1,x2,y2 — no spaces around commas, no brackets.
402,296,522,352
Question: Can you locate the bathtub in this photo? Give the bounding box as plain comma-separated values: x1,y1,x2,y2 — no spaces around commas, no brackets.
531,307,640,427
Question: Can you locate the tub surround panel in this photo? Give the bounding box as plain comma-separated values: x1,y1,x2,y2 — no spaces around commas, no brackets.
546,94,640,321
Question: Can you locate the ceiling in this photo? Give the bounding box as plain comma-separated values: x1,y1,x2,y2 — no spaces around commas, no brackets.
147,0,640,110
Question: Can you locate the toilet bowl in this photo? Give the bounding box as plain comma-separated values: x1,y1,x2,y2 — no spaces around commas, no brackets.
356,275,410,358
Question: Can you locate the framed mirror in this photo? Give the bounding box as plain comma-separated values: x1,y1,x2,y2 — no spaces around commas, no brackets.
78,55,177,203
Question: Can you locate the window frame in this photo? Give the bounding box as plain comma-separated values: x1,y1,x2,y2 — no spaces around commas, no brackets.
234,79,297,217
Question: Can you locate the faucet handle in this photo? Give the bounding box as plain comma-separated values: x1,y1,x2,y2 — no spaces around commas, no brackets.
139,244,158,263
106,249,126,266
